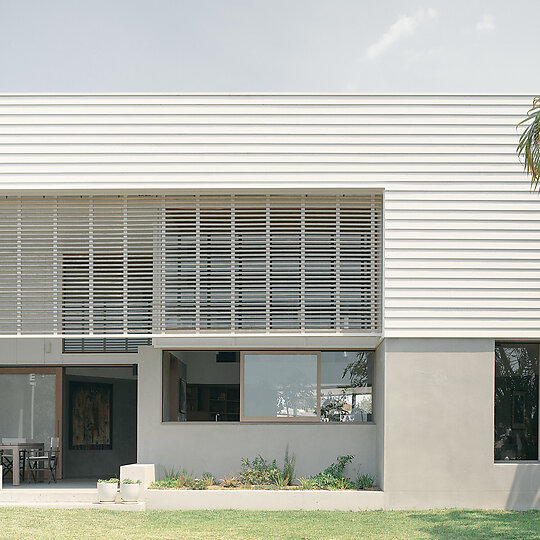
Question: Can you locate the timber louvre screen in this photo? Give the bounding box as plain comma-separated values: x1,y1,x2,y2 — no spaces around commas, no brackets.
0,194,382,336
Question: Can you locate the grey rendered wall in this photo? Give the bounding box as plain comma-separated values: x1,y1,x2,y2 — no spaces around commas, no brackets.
63,375,137,478
375,339,385,490
383,338,540,510
137,347,378,482
0,338,139,366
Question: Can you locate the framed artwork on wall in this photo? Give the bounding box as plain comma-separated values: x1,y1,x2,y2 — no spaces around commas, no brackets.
69,381,113,450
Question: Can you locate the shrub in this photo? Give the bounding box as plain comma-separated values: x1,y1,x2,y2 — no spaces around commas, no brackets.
325,455,354,477
301,455,356,490
202,473,215,488
299,476,316,490
98,478,119,484
355,473,375,490
150,467,195,489
239,456,281,486
191,478,207,490
281,447,296,486
220,475,242,488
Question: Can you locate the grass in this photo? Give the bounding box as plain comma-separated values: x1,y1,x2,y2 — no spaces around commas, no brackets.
0,508,538,539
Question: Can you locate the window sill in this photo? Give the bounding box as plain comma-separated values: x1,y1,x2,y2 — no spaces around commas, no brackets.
161,421,376,426
494,460,540,464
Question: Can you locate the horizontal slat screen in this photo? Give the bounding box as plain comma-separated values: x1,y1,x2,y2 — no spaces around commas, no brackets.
0,194,382,336
63,338,152,353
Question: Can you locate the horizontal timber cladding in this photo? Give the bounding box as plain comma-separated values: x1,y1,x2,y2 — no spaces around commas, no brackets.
0,93,539,339
0,194,382,336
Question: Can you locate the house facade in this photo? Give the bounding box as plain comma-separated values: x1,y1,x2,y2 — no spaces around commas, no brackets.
0,93,539,509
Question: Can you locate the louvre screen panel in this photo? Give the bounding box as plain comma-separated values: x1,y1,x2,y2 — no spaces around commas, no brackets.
62,338,152,353
0,194,382,336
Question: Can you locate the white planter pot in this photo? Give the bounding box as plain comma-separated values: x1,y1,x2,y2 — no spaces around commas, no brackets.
97,482,118,503
120,483,142,503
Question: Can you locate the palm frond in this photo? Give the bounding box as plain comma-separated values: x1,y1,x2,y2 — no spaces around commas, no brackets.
517,96,540,191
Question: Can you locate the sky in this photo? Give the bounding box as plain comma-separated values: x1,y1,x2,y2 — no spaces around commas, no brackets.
0,0,538,93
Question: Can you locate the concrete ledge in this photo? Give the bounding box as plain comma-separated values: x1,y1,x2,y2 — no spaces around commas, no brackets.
145,489,384,511
120,464,155,490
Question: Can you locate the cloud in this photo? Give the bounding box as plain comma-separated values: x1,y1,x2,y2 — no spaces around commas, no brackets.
476,15,495,32
366,8,437,60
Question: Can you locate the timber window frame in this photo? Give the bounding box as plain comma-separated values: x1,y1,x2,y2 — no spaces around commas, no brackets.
161,349,375,424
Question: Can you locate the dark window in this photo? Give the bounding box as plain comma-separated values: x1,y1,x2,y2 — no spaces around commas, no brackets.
495,343,539,461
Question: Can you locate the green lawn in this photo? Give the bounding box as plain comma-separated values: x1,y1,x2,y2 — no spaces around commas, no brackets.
0,508,538,539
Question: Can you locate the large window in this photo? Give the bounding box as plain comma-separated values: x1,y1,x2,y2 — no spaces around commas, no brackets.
162,350,374,423
242,353,319,420
495,343,539,461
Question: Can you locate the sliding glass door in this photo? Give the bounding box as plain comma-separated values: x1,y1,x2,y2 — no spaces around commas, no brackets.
0,367,63,477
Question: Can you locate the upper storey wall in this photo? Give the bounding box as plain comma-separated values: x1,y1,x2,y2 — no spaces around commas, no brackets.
0,94,537,338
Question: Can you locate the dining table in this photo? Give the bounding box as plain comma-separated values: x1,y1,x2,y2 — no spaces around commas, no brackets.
0,442,44,486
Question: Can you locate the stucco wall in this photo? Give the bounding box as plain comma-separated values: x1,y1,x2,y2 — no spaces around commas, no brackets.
0,338,139,366
137,346,378,482
383,338,540,510
375,339,385,490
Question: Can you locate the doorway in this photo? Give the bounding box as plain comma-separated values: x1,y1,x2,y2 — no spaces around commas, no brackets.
62,366,137,479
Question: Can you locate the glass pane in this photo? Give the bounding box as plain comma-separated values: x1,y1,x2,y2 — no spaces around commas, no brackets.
243,354,318,418
321,351,373,422
162,351,240,422
495,344,539,461
0,374,56,444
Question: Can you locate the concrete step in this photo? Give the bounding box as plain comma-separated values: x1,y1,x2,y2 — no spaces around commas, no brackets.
0,488,97,504
0,501,146,511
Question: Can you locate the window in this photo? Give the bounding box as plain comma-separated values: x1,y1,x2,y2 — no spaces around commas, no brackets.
321,351,373,422
162,351,240,422
162,350,374,423
242,353,319,420
495,343,539,461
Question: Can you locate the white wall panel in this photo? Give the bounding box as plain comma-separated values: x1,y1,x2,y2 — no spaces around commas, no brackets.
0,94,537,338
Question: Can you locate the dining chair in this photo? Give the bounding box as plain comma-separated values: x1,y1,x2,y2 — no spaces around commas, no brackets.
27,437,59,484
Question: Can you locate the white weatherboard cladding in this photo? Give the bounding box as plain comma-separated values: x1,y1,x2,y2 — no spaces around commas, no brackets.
0,94,537,338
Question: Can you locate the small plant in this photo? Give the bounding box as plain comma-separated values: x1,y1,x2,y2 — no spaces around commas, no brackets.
299,476,316,490
98,478,119,484
202,473,215,488
162,466,179,481
221,475,242,488
191,478,207,490
300,455,356,490
122,478,141,485
355,472,375,490
239,455,282,486
325,455,354,477
275,473,289,488
281,447,296,486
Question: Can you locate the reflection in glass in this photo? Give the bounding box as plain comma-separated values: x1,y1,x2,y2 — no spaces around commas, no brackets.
321,351,373,422
243,354,318,418
494,343,539,461
0,374,56,443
